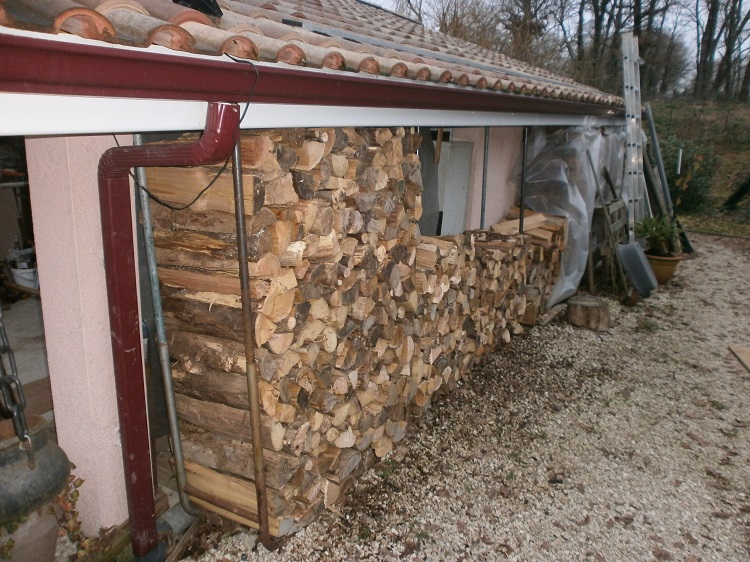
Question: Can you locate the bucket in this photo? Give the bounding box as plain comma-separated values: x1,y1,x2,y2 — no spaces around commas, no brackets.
10,267,38,290
0,416,70,524
617,242,658,298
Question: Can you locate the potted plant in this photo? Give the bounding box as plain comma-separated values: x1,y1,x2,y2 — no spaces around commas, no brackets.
634,215,683,284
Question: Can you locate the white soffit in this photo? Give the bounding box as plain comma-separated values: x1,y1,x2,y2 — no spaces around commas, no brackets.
0,93,624,137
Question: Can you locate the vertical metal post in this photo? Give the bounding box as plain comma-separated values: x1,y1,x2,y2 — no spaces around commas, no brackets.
133,135,199,518
644,103,674,217
231,141,273,549
480,126,489,230
519,127,529,233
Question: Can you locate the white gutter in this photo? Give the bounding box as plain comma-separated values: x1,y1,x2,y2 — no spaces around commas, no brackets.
0,93,623,137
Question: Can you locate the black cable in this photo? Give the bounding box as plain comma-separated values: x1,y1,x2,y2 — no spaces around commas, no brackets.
112,54,260,211
225,52,261,125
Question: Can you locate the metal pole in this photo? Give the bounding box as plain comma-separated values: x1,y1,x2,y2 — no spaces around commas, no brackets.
231,141,274,549
644,103,674,217
519,127,529,233
480,126,489,229
133,135,199,518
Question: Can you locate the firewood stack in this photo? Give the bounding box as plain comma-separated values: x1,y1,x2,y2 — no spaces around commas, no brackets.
490,208,567,325
145,127,567,536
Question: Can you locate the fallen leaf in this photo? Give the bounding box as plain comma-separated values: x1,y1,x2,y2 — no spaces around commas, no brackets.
682,532,699,546
686,432,711,447
614,515,634,526
652,546,673,560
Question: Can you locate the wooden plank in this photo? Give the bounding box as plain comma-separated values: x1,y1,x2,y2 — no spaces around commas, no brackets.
730,344,750,373
183,461,296,536
165,513,204,562
22,377,53,416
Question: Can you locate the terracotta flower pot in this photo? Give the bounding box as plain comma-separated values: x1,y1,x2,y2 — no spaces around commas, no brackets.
646,254,682,285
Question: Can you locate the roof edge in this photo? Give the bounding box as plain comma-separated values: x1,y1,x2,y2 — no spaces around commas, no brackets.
0,30,623,118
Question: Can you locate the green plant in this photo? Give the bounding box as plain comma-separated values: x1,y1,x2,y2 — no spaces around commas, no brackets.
635,316,660,332
0,517,26,560
357,525,372,541
52,470,117,560
710,400,729,411
634,215,682,256
658,135,717,213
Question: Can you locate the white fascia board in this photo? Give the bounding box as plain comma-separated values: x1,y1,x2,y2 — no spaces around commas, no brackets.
0,93,623,137
0,93,210,136
242,103,625,129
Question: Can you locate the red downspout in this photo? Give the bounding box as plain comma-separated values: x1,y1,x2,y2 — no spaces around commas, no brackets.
97,102,240,558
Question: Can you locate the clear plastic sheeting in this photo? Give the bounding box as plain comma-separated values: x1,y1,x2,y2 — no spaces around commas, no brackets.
513,126,625,308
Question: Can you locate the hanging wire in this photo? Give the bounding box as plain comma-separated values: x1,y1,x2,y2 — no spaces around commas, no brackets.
112,54,261,211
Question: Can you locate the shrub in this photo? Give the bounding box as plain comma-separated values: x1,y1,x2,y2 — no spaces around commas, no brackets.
657,134,717,213
634,215,681,255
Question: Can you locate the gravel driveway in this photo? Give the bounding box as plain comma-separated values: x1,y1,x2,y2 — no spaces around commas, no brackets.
185,233,750,562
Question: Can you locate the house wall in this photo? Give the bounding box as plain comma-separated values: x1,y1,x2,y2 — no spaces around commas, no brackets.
452,127,523,229
25,135,128,534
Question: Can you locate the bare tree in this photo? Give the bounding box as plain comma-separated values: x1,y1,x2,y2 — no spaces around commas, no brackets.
384,0,693,98
712,0,750,96
392,0,425,22
694,0,722,98
498,0,552,60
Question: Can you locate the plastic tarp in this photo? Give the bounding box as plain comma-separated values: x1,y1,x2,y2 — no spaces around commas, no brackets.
514,127,625,308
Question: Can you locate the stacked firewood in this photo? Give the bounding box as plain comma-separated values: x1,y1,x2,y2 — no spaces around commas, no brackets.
490,208,567,325
145,127,566,536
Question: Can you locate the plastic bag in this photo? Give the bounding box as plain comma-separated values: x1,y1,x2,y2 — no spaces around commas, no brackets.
514,127,624,307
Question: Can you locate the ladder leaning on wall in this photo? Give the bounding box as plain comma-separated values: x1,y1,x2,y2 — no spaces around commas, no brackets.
621,31,650,236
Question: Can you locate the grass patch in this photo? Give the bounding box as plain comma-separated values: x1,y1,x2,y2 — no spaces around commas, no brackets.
711,400,729,411
652,101,750,236
358,525,372,541
636,316,660,333
376,459,397,480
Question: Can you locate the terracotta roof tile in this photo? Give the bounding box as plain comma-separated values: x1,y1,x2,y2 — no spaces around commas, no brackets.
5,0,116,39
180,21,258,58
0,0,623,108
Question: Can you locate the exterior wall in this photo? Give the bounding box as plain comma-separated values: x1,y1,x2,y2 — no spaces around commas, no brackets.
25,135,128,534
452,127,523,229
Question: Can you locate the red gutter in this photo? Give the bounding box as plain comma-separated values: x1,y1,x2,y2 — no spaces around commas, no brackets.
0,32,620,116
98,102,240,559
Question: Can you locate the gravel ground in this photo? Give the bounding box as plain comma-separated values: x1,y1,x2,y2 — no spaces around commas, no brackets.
183,233,750,562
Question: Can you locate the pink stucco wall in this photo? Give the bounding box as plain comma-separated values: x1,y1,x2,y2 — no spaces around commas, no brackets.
453,127,523,229
25,135,129,534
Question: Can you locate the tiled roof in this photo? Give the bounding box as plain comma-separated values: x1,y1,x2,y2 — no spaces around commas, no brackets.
0,0,623,108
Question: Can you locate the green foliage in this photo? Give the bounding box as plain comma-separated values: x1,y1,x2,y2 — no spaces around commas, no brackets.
52,471,117,561
658,135,717,213
635,316,660,333
634,215,682,256
0,520,23,560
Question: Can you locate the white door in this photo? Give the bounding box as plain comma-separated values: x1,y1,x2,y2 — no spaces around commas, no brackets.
439,141,473,235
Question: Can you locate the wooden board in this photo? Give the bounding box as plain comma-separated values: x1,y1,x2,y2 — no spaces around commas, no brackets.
22,377,53,416
729,344,750,373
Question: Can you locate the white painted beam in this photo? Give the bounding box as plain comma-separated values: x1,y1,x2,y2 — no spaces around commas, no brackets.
1,93,623,137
